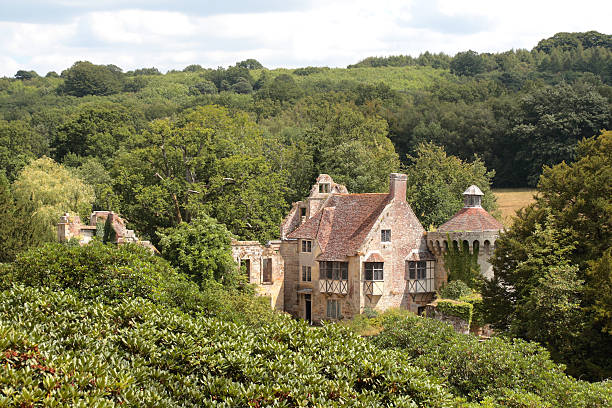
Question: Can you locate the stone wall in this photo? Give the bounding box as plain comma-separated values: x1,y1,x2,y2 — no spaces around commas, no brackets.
231,240,285,312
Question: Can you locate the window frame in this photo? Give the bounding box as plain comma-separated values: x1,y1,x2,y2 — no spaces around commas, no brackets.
381,229,391,242
301,265,312,282
326,299,341,319
301,240,312,253
318,183,330,193
407,260,431,280
364,262,384,281
262,258,273,284
320,261,348,280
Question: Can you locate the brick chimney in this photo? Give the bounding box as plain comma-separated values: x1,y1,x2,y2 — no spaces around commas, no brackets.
389,173,407,202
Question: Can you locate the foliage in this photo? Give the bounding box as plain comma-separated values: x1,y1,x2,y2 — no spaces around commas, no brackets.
509,82,610,186
404,143,497,228
483,131,612,380
61,61,123,97
0,285,455,407
11,157,94,246
450,51,486,76
443,238,482,289
157,214,237,286
0,172,18,262
439,280,473,300
435,299,473,325
370,313,612,406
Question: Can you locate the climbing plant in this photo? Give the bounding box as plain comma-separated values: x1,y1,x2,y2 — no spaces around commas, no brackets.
443,235,482,289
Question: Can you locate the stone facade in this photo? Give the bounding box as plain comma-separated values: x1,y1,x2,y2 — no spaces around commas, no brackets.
234,175,503,324
230,240,285,312
57,211,156,252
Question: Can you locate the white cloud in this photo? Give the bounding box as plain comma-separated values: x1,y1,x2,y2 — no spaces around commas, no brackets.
0,0,610,76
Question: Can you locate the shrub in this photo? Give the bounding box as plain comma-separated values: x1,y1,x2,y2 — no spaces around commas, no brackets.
371,313,612,406
440,280,473,300
436,299,473,326
0,242,275,325
0,286,455,407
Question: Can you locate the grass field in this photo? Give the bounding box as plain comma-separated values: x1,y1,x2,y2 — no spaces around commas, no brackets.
493,189,537,227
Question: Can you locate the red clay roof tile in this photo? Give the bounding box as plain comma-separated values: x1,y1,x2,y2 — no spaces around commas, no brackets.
288,193,392,261
437,207,504,232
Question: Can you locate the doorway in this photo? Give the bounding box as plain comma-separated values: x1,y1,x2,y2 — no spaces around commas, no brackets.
304,294,312,324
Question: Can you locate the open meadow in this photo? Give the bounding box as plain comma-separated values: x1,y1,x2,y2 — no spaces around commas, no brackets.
493,188,537,226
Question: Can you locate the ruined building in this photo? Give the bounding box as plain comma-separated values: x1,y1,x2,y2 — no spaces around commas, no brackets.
58,210,156,252
231,174,503,324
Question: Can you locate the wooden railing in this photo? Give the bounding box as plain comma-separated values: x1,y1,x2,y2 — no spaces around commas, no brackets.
363,280,384,296
407,278,434,294
319,279,348,295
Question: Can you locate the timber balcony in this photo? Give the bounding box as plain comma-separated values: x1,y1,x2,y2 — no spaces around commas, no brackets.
319,279,348,295
406,277,434,294
363,280,384,296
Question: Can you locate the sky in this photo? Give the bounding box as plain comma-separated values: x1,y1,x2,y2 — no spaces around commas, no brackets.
0,0,610,77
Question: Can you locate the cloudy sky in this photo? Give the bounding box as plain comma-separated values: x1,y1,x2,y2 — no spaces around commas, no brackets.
0,0,610,77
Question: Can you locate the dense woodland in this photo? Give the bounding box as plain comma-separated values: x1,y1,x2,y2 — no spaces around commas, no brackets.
0,31,611,406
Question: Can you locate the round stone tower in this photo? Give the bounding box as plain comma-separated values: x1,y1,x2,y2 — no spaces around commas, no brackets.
426,185,504,280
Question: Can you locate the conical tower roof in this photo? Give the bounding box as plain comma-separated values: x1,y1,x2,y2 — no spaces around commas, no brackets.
438,186,503,232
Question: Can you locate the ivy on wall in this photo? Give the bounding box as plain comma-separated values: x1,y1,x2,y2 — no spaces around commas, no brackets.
443,234,482,289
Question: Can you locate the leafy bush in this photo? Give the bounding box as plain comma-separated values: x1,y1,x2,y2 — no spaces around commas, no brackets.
435,300,473,325
439,280,473,300
371,314,612,407
0,286,455,407
0,242,276,326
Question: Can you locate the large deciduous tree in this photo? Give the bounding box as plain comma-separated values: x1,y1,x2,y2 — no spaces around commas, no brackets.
403,142,497,229
61,61,123,97
113,105,288,243
11,157,94,248
483,131,612,380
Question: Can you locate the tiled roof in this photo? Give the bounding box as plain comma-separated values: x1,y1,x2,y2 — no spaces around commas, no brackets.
288,193,392,261
437,207,504,232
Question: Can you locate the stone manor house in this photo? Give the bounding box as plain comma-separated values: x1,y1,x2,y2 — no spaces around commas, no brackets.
58,172,503,324
231,173,503,324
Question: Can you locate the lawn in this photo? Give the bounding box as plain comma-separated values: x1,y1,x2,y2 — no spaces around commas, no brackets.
493,189,536,227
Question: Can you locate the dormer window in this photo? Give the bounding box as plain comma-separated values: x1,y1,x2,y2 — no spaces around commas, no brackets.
300,207,307,217
301,240,312,253
381,229,391,242
318,183,330,193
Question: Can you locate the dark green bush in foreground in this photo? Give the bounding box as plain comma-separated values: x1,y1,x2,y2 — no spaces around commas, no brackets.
0,286,453,407
370,312,612,407
0,242,277,327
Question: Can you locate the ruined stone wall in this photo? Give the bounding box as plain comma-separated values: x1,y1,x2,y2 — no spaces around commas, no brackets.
231,241,285,312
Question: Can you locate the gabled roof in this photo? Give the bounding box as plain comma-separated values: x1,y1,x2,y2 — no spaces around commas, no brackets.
287,193,392,261
437,207,504,232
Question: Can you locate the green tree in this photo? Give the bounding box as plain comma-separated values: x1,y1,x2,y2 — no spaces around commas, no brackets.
483,131,612,380
450,50,486,76
11,157,94,247
0,119,47,181
157,214,237,286
0,172,18,262
114,105,287,242
404,142,497,228
511,83,611,185
61,61,123,96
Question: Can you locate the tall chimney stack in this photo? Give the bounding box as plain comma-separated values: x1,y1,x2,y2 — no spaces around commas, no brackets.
389,173,407,202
